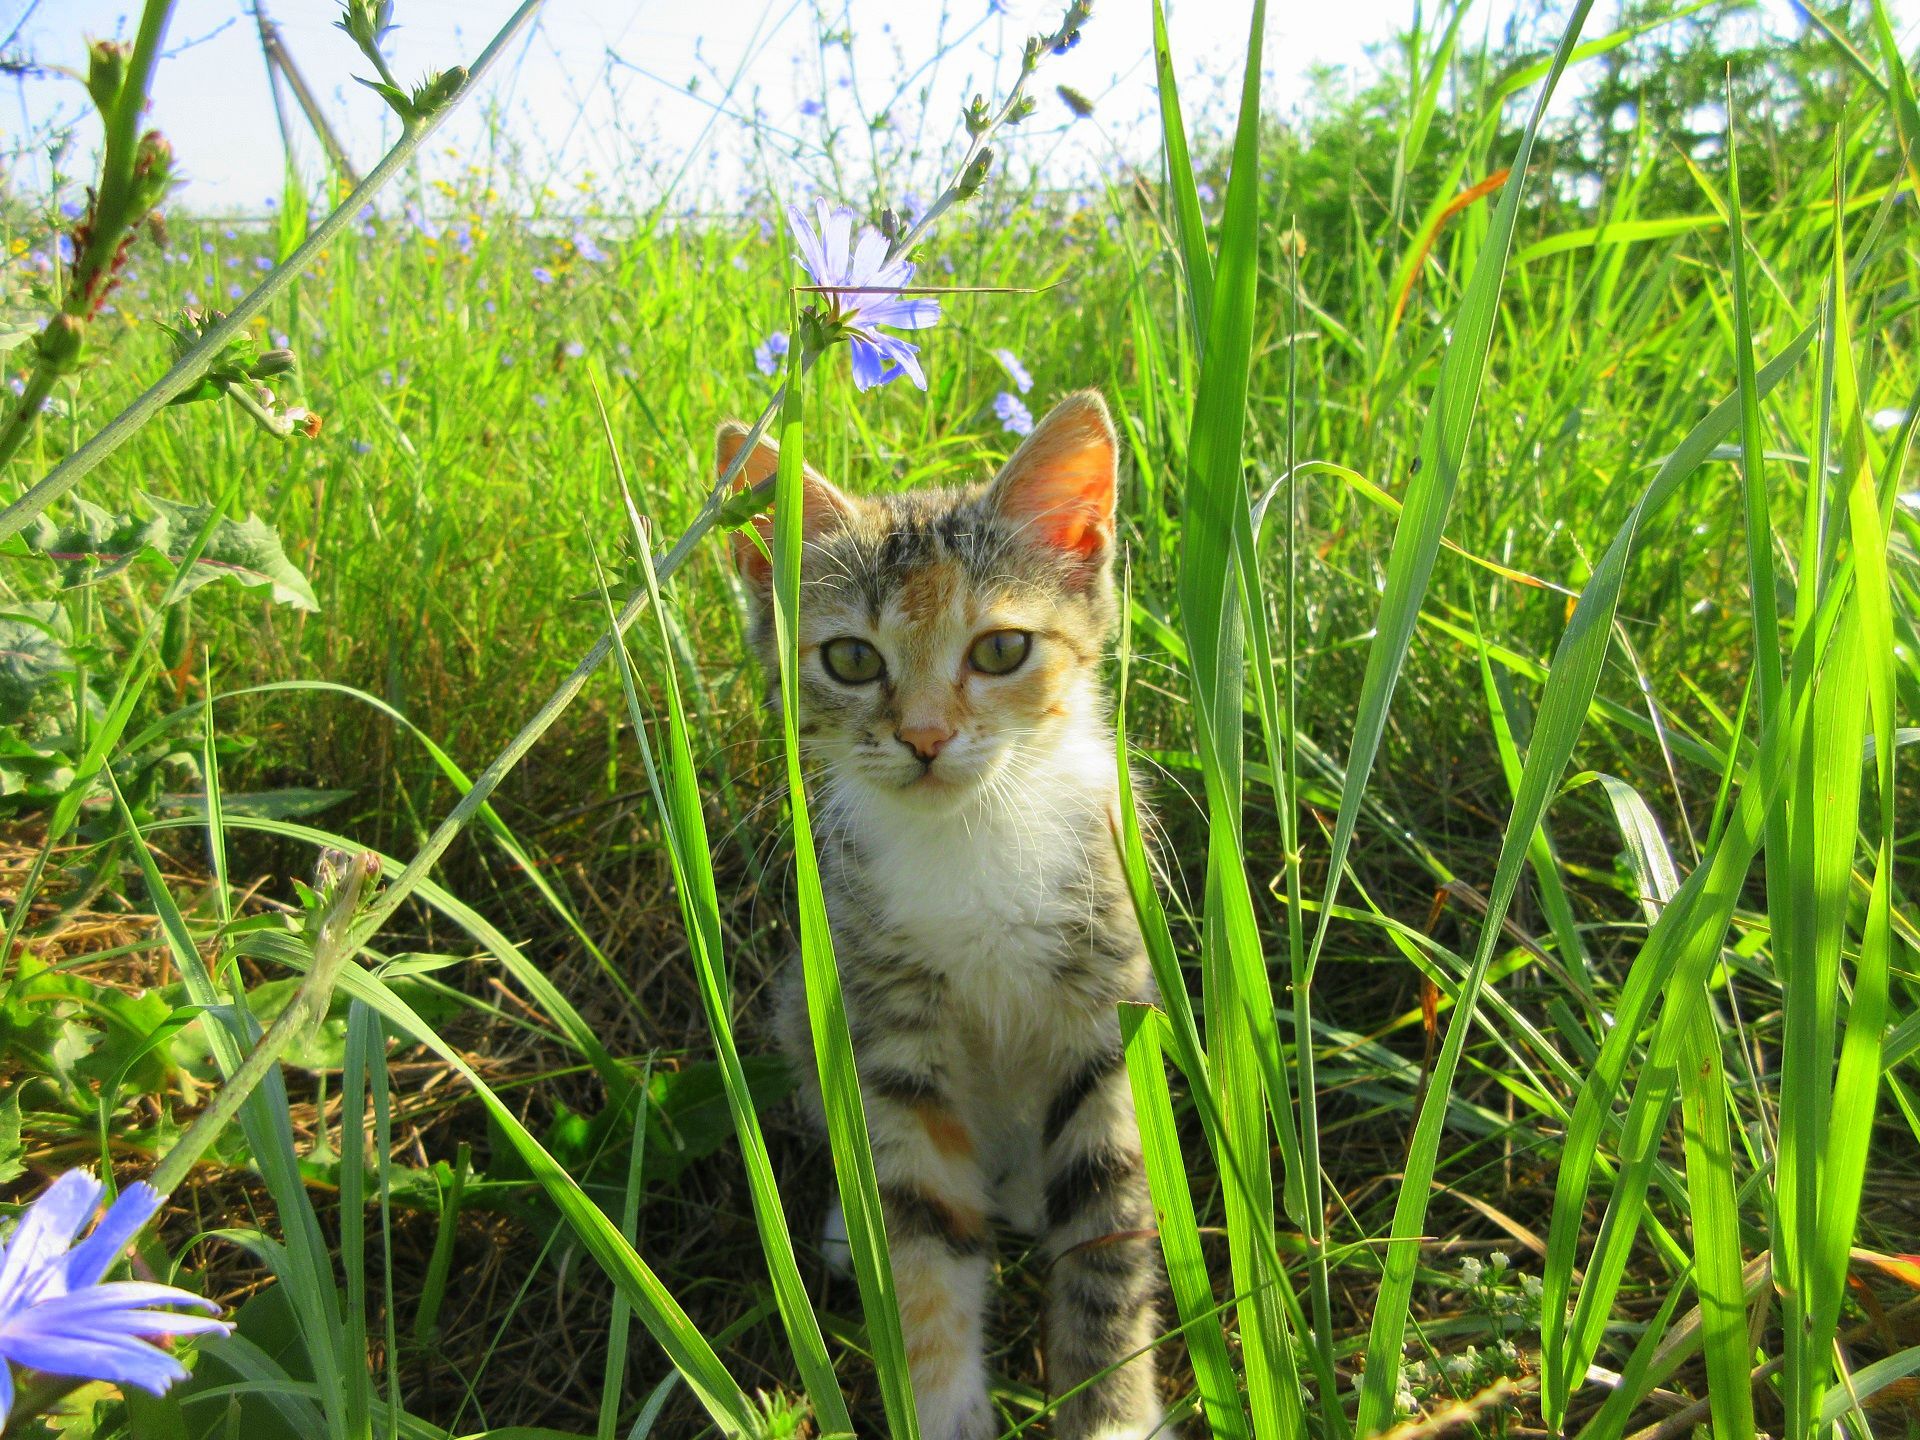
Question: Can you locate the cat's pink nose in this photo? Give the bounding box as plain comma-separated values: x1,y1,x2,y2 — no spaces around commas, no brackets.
896,724,955,761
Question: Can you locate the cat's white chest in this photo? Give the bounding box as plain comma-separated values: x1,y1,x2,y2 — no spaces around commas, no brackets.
859,789,1095,1027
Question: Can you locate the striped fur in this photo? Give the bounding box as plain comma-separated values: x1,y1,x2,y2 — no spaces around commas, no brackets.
736,393,1164,1439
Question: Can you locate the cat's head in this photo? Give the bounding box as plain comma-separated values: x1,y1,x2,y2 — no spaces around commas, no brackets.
724,390,1120,812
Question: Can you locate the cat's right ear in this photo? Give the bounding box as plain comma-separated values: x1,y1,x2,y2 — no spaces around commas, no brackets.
716,421,855,590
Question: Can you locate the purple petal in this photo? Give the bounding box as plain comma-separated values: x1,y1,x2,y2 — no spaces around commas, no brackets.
847,336,895,390
857,294,941,331
23,1280,219,1318
994,390,1034,435
847,226,890,288
0,1172,101,1312
888,343,927,390
992,348,1033,394
787,203,828,283
61,1183,163,1291
819,203,855,282
32,1309,229,1340
19,1310,228,1343
0,1332,190,1396
0,1360,12,1427
850,332,924,391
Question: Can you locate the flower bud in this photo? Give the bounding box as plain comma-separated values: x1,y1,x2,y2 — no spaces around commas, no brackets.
36,314,86,375
963,94,990,138
128,131,177,216
1007,94,1038,125
251,348,296,378
86,41,130,113
412,67,468,120
336,0,392,51
956,147,995,202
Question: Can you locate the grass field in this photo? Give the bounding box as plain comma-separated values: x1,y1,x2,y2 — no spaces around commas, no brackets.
3,0,1919,1436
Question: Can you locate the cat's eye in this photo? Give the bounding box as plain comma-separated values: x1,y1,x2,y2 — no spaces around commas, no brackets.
968,629,1031,676
821,636,885,684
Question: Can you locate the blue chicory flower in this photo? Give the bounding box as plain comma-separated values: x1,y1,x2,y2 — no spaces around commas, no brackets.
404,202,440,241
799,98,824,118
991,348,1032,394
531,266,555,285
0,1172,228,1423
572,231,607,263
787,200,940,391
993,391,1033,436
563,340,586,359
754,330,790,376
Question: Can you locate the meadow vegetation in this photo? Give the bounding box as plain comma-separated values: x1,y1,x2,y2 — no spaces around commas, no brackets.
1,0,1918,1436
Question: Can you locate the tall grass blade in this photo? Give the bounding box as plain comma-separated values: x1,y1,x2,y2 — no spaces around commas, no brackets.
1165,4,1312,1433
1342,10,1621,1430
1533,327,1820,1419
1150,0,1212,334
1807,183,1900,1433
108,774,355,1438
767,336,920,1438
1120,1003,1250,1440
587,377,854,1435
1307,0,1595,992
330,957,759,1434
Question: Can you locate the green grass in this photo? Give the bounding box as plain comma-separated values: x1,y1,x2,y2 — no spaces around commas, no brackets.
2,0,1918,1436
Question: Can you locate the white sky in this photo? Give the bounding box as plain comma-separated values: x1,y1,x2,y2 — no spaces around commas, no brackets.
0,0,1861,215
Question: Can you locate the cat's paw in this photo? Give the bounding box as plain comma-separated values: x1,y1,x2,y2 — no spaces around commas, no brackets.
820,1198,852,1276
1071,1404,1167,1440
918,1385,996,1440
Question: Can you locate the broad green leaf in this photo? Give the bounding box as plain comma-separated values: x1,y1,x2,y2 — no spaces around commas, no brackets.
22,493,319,611
0,602,72,723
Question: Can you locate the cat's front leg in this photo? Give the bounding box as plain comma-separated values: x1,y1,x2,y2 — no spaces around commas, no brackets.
1040,1033,1162,1439
858,1041,998,1440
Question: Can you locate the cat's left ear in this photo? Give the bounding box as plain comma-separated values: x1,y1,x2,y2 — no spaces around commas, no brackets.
716,421,856,590
987,390,1117,578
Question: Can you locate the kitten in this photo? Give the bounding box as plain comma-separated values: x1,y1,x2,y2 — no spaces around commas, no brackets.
725,391,1163,1440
